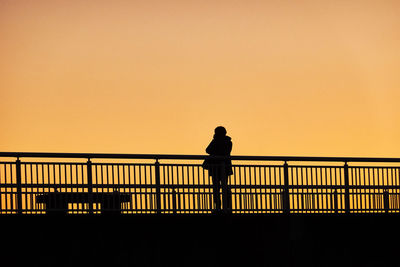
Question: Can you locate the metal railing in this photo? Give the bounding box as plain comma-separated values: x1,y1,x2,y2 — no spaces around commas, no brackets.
1,152,400,214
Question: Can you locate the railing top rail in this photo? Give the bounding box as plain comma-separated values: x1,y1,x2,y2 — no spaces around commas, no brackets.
0,152,400,163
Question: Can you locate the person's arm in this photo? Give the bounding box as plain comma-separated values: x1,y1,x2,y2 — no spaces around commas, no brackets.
206,140,215,155
227,141,232,155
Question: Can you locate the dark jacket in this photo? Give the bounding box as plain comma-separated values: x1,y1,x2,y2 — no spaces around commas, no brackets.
205,135,233,176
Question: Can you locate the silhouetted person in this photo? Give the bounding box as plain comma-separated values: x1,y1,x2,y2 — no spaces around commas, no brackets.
205,126,233,213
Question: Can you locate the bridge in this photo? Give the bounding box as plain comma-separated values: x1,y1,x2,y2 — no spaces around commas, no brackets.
2,152,400,266
1,152,400,215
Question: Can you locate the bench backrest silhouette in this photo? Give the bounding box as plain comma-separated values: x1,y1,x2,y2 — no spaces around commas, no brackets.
0,152,400,214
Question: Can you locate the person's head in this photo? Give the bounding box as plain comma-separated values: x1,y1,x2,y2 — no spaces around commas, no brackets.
214,126,227,137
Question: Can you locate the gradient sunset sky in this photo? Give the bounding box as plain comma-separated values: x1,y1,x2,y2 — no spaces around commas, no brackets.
1,0,399,157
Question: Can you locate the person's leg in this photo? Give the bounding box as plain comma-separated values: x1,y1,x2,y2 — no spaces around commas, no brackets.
211,176,221,211
220,175,232,213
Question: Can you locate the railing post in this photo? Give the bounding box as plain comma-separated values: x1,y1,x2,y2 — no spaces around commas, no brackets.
172,189,178,214
333,190,339,214
344,162,350,214
87,158,93,214
155,159,161,214
384,190,389,213
283,161,290,214
16,157,22,215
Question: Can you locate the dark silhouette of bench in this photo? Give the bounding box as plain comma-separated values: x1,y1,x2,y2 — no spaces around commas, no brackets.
36,191,131,215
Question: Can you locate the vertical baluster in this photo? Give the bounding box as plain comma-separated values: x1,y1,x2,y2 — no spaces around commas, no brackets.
344,162,350,214
16,158,22,214
133,165,138,213
283,162,290,214
87,158,93,214
191,165,195,213
155,159,161,214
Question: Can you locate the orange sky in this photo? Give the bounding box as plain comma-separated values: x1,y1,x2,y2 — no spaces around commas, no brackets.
1,0,399,157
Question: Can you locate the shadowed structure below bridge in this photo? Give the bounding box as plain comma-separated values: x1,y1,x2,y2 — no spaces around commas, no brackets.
2,214,400,267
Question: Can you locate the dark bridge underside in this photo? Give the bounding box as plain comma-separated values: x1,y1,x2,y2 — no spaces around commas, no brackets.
3,214,400,267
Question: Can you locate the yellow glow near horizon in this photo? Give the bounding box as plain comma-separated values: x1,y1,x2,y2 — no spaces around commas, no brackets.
1,0,399,157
